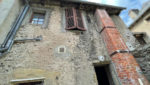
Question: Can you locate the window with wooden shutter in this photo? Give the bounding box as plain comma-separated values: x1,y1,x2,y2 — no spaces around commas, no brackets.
65,8,86,31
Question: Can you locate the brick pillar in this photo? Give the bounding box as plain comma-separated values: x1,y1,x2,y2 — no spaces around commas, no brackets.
95,9,149,85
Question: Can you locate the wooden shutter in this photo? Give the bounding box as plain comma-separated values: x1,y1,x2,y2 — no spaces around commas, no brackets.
76,9,86,30
65,8,76,30
65,8,86,31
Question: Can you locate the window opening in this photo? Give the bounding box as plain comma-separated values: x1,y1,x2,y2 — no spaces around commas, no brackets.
59,47,65,53
134,34,146,45
86,15,91,23
30,12,45,25
146,16,150,22
65,8,86,31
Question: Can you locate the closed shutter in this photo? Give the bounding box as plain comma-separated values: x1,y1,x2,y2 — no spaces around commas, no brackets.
65,8,86,31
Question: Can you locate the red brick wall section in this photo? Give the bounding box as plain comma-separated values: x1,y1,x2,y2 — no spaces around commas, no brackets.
95,8,149,85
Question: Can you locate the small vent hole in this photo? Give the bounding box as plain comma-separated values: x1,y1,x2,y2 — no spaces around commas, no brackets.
59,48,65,53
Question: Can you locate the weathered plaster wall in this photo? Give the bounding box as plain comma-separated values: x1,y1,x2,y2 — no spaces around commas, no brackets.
0,0,23,45
0,5,113,85
131,10,150,43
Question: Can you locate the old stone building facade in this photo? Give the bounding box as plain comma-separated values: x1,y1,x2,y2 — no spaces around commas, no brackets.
0,0,149,85
129,1,150,44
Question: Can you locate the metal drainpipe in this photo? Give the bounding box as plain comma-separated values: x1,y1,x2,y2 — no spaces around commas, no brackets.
0,2,30,56
1,4,28,48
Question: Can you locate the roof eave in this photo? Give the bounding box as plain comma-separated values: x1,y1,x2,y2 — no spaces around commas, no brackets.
61,0,126,10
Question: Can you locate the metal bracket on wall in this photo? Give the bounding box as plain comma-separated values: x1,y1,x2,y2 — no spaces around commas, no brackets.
99,26,116,34
14,35,42,43
110,49,130,56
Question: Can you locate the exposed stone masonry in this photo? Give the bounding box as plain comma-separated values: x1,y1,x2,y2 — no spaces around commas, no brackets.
0,6,111,85
132,43,150,82
0,0,149,85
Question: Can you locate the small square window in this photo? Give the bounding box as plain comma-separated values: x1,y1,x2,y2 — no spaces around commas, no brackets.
30,13,45,25
59,47,65,52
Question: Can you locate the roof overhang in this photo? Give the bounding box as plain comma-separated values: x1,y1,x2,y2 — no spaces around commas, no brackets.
29,0,126,15
61,0,126,15
62,0,125,9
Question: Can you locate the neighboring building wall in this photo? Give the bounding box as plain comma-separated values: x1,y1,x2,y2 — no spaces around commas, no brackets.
0,0,24,45
130,10,150,43
128,3,150,83
128,5,150,83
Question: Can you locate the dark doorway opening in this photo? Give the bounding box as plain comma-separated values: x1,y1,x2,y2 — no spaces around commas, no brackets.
94,65,114,85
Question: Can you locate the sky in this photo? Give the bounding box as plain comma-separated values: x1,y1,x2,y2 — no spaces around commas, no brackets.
85,0,149,26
